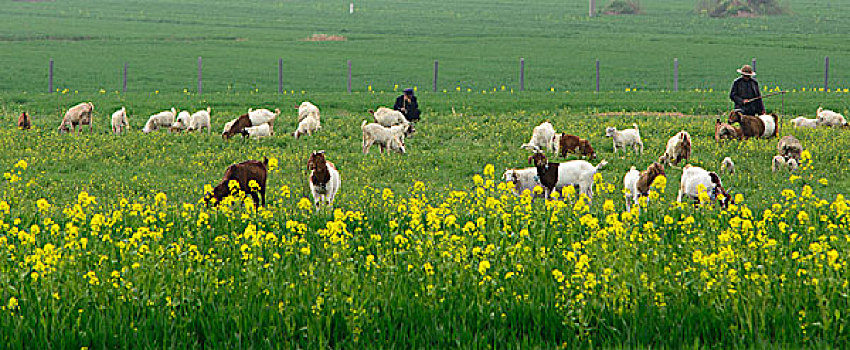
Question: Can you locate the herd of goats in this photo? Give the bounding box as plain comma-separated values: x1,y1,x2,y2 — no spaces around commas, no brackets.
12,101,849,210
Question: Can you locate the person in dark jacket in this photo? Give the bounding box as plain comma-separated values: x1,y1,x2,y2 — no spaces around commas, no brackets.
729,65,765,116
394,88,420,122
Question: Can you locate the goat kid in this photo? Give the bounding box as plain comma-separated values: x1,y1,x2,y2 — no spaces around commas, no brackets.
17,112,31,130
623,162,665,211
521,122,557,153
554,134,596,159
605,123,644,154
660,131,692,166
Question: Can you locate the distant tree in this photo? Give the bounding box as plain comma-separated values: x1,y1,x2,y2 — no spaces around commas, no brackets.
602,0,642,15
697,0,787,17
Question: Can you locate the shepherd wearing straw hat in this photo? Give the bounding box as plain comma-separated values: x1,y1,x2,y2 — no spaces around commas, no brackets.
729,64,765,116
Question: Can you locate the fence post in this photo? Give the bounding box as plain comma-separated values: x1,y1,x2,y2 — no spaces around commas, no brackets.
589,0,595,17
595,59,600,92
673,58,679,92
123,62,128,93
824,56,829,91
519,58,525,91
347,60,352,93
433,60,439,92
278,58,283,94
751,57,756,72
197,56,203,94
48,58,54,93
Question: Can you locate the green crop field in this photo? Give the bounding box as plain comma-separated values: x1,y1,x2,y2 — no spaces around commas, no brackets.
1,0,850,93
3,0,850,348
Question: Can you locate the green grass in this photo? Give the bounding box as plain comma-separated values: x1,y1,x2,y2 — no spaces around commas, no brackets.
1,0,849,93
1,92,850,348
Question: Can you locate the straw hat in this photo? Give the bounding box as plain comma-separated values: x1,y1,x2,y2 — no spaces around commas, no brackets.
736,65,756,76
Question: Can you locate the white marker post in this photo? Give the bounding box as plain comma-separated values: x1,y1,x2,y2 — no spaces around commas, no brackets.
350,2,354,14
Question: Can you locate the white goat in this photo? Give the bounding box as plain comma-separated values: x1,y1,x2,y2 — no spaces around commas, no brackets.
817,107,847,127
58,102,94,133
188,108,211,132
142,108,176,133
605,123,644,154
297,101,320,122
521,122,557,152
241,123,272,140
677,165,731,207
660,131,692,166
528,153,607,201
293,113,321,139
720,157,735,175
170,111,191,132
502,167,545,198
789,117,818,129
361,120,406,154
248,108,279,132
371,107,408,127
110,107,129,134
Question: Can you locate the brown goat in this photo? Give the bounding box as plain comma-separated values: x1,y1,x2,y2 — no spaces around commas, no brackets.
727,111,764,139
17,112,31,130
204,158,268,206
221,114,252,140
556,134,596,159
635,162,665,196
714,119,741,141
777,135,803,161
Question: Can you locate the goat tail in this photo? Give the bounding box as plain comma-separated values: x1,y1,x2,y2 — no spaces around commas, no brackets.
595,160,609,172
361,120,368,129
629,166,637,171
263,157,269,167
632,123,639,132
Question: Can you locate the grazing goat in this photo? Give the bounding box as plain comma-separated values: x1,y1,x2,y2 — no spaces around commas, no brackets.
502,167,546,198
58,102,94,133
17,112,31,130
204,158,268,207
715,119,742,141
623,162,665,211
293,113,321,139
240,123,272,140
361,121,406,154
605,123,644,154
142,108,176,133
816,107,847,127
170,111,191,132
727,110,778,139
521,122,557,152
222,109,279,139
528,152,607,201
188,108,212,132
720,157,735,175
307,151,341,208
776,135,803,160
677,165,731,208
370,107,408,127
772,156,799,173
789,117,818,129
248,108,279,129
296,101,320,122
554,134,596,159
222,118,238,134
660,131,692,166
110,107,129,134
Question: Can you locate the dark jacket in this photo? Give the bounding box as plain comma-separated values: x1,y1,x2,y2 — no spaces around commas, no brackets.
729,77,765,116
394,95,420,121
